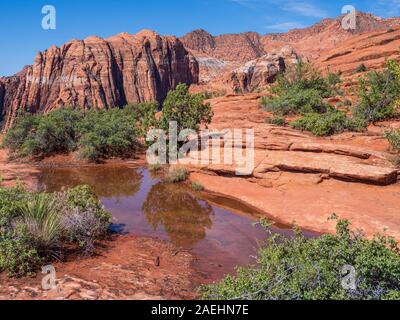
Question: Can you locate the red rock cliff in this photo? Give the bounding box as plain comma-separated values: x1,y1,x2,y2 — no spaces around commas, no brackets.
0,30,199,128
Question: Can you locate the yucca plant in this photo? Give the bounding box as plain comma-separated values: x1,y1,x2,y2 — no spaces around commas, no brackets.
16,193,62,258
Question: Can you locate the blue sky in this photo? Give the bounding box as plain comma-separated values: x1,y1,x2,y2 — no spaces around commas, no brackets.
0,0,400,76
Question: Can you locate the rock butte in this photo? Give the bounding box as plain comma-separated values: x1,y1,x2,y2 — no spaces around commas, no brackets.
0,30,198,129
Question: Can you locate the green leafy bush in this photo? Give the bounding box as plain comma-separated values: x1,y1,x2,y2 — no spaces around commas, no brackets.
159,83,213,133
0,228,42,277
2,108,82,158
354,60,400,123
262,88,328,116
385,129,400,152
261,63,341,116
77,108,139,161
265,115,286,126
3,103,157,162
201,218,400,300
290,109,366,136
356,64,367,73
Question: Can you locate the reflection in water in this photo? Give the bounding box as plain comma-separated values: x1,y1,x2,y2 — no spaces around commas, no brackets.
143,183,213,247
38,166,143,199
36,165,316,280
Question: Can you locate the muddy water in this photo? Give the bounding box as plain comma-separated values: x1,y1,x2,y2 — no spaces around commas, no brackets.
36,165,315,281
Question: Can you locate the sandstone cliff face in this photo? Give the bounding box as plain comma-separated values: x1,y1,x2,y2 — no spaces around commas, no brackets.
0,30,199,128
180,29,265,64
180,12,400,83
226,46,300,93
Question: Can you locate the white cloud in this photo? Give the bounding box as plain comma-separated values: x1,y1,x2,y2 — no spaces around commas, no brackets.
265,21,306,31
281,2,327,18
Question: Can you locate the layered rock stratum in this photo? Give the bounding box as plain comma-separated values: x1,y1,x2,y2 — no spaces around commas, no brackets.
0,30,199,129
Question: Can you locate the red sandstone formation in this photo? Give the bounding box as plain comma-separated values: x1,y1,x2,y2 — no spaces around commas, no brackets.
181,12,400,83
0,30,199,129
226,46,300,93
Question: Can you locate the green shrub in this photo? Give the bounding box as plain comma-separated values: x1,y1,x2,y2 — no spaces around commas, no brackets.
77,108,140,161
2,108,82,158
2,113,40,158
290,109,366,136
64,185,112,226
354,61,400,123
356,64,367,73
265,116,286,126
262,88,328,116
0,185,111,276
3,103,157,162
261,63,340,116
343,99,352,107
167,167,189,183
201,218,400,300
159,83,213,134
385,129,400,152
149,163,162,173
191,182,204,191
16,193,62,257
326,72,342,86
201,90,227,99
0,228,42,277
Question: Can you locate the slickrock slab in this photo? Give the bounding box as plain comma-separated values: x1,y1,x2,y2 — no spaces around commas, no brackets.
190,172,400,241
255,151,398,185
290,142,372,159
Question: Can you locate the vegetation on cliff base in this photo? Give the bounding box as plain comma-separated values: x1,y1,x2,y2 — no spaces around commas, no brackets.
262,60,400,136
385,129,400,153
159,83,213,134
3,103,157,161
354,60,400,123
0,185,111,277
3,84,213,162
201,217,400,300
261,62,361,136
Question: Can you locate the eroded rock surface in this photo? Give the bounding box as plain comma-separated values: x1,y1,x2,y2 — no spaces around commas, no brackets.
187,94,400,240
0,236,201,300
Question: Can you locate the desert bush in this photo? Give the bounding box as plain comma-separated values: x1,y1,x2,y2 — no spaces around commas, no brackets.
159,83,213,134
201,89,227,99
354,60,400,123
356,64,367,73
326,72,342,86
3,103,157,162
385,129,400,152
261,63,341,116
191,182,204,191
262,88,328,116
2,113,40,158
77,108,140,161
149,163,162,172
2,108,82,158
167,167,189,183
0,228,42,277
265,115,286,126
201,218,400,300
0,185,111,276
290,109,366,136
122,102,158,137
15,193,62,258
63,185,111,226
